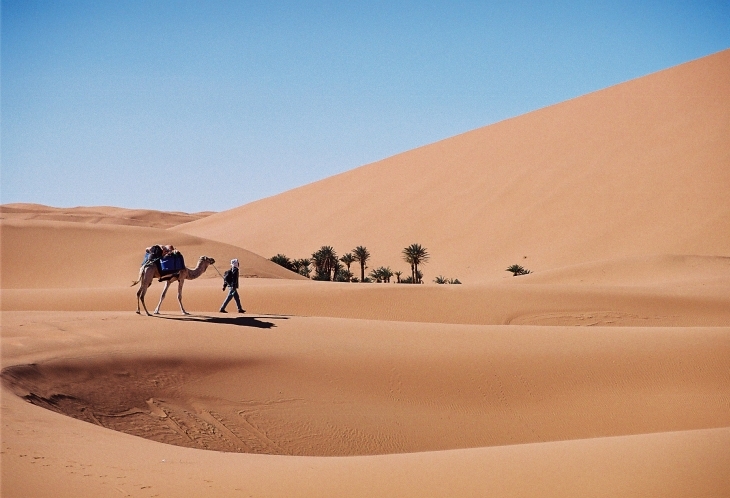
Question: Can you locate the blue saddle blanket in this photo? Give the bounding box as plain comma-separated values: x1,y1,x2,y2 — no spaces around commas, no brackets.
159,253,185,275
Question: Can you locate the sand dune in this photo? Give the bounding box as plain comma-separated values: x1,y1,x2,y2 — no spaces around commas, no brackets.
517,254,730,287
2,312,729,497
4,315,729,455
0,203,214,228
2,51,730,497
175,49,730,284
4,278,730,327
0,219,304,289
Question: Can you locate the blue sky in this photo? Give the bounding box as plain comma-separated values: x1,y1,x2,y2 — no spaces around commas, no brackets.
2,1,729,212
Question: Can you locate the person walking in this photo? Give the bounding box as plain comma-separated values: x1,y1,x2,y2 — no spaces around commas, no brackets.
220,259,245,313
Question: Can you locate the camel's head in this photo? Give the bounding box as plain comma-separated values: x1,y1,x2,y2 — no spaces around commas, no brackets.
200,256,215,265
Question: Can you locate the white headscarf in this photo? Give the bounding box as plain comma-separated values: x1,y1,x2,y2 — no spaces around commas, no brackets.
231,259,239,268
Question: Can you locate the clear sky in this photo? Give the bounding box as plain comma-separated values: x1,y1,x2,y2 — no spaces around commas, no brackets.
2,1,729,213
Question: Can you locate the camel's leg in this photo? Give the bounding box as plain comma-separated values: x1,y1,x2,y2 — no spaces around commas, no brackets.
177,280,189,315
154,281,172,315
137,282,151,316
136,283,142,314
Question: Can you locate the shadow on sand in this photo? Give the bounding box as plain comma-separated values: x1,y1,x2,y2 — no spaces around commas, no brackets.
152,313,287,329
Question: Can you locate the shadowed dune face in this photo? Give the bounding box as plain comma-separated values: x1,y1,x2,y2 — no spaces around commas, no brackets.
3,324,728,456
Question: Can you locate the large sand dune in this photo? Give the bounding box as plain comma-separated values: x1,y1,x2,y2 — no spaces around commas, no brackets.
176,49,730,283
2,50,730,497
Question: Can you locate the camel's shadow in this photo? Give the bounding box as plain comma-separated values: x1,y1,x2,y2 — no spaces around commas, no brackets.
152,314,287,329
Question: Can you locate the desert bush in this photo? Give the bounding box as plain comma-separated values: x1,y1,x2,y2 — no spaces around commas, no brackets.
435,275,462,284
334,266,353,282
506,264,531,276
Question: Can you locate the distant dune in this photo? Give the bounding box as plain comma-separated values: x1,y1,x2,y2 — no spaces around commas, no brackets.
175,49,730,283
0,219,304,289
0,203,215,229
2,51,729,498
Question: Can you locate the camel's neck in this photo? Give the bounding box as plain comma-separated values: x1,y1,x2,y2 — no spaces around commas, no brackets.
187,259,210,280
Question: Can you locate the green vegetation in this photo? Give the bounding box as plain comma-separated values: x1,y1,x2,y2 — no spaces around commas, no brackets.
434,276,461,284
271,242,441,284
352,246,371,283
270,254,295,271
402,243,429,284
292,258,311,278
506,264,531,276
312,246,338,281
369,266,394,283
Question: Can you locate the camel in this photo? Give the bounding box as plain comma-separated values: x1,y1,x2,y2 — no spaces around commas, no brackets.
132,255,216,316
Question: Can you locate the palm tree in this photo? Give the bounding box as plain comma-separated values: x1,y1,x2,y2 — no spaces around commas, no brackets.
324,247,338,280
402,243,429,283
368,266,392,283
340,253,355,275
312,246,338,280
369,268,382,283
310,250,325,280
270,254,294,271
352,246,370,283
292,258,311,278
506,264,531,276
394,271,402,283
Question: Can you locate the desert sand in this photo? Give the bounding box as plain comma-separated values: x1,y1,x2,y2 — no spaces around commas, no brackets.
0,203,215,229
2,50,729,497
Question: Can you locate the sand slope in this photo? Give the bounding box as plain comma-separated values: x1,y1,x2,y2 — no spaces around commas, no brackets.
4,278,729,327
0,203,214,229
0,219,304,289
175,49,730,283
2,312,729,497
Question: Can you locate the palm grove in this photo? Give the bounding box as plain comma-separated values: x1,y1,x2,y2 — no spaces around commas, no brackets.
270,244,460,284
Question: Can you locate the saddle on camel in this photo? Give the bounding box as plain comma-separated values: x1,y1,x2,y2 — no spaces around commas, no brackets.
143,244,186,282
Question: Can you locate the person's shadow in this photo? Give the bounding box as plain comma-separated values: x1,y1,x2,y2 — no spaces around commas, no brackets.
153,313,287,329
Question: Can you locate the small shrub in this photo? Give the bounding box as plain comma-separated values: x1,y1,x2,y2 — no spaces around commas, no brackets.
506,264,531,276
435,275,462,284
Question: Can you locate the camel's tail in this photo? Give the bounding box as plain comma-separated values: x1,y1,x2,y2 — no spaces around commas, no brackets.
131,264,146,287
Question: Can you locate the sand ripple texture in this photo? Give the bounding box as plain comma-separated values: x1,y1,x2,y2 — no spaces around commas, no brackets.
3,314,729,457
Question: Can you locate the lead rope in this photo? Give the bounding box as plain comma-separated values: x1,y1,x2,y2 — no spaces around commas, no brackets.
211,263,225,280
